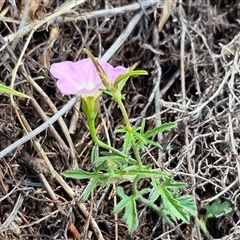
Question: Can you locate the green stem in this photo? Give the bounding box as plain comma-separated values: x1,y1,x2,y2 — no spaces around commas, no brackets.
137,196,174,227
112,89,132,132
132,176,139,195
138,196,160,213
112,89,143,167
88,118,134,162
199,217,210,239
131,139,143,168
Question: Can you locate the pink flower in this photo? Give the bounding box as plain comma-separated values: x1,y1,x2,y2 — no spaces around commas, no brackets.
50,58,128,96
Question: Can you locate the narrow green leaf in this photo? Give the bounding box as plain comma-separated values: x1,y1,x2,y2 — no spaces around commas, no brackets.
123,131,134,153
125,166,169,178
114,126,127,133
113,187,130,213
63,168,98,180
163,177,187,189
114,70,148,92
0,84,29,98
140,119,146,135
133,131,148,145
138,188,151,196
82,178,99,201
145,139,162,149
101,151,136,164
90,145,98,164
116,76,129,93
102,89,113,97
93,155,120,164
144,122,176,139
149,188,161,204
63,169,104,200
106,167,168,184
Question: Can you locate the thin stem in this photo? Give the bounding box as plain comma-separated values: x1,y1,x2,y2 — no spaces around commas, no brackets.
88,118,134,161
132,176,140,195
112,89,132,131
137,195,174,227
131,139,143,168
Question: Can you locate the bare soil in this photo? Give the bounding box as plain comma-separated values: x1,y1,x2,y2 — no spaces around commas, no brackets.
0,0,239,239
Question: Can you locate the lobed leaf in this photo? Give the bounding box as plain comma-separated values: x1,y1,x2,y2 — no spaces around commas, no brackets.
202,199,233,221
175,195,197,217
114,187,139,233
151,178,190,223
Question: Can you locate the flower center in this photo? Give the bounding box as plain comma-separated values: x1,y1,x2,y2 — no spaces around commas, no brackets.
85,82,94,90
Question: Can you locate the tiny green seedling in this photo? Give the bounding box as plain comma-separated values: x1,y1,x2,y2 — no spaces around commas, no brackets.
199,199,233,239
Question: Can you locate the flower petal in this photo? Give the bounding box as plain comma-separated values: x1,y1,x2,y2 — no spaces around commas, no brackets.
98,60,129,83
50,58,129,96
50,61,82,87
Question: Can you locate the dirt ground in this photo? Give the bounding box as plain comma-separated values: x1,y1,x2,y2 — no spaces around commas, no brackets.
0,0,240,239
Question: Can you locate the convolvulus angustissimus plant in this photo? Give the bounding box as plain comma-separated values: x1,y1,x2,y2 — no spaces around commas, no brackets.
50,49,197,233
